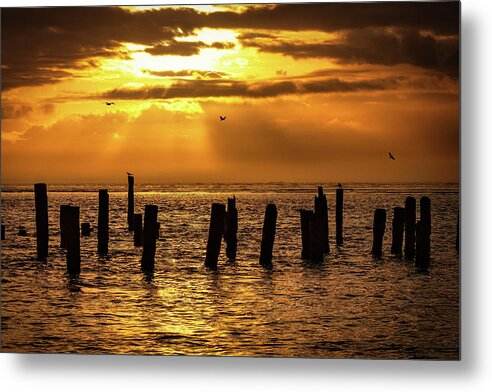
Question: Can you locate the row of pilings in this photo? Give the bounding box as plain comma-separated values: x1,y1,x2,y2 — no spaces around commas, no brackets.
371,196,432,270
0,180,459,275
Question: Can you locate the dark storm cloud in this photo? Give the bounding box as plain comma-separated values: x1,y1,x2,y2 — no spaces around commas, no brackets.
2,2,459,90
98,76,400,101
241,28,459,77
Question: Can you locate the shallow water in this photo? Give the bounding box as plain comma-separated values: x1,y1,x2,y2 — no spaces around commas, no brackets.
0,183,459,358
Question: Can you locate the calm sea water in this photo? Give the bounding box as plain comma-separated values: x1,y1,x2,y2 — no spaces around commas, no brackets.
0,183,459,359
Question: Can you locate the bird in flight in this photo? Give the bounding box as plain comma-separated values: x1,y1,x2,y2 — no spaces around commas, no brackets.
220,116,226,121
388,152,396,160
105,102,115,106
127,172,133,176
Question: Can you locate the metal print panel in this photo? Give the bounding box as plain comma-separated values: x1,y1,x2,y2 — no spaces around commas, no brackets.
0,2,460,359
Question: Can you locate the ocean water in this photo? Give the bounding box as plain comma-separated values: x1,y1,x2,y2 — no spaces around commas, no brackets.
0,183,459,359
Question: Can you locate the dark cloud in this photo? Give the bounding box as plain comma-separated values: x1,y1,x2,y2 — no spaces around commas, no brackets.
2,103,33,119
2,3,459,90
241,28,459,77
144,40,234,56
98,76,400,101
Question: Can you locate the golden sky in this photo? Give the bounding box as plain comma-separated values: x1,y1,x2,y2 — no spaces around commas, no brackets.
1,3,459,183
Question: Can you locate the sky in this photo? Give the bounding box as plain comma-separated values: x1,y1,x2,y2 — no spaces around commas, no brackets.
1,2,460,184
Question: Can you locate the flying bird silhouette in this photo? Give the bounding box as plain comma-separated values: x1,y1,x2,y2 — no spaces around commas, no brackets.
388,152,396,160
105,102,115,106
127,172,133,176
220,116,226,121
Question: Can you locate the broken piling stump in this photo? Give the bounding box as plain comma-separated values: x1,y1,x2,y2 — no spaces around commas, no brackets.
300,209,312,259
205,203,226,268
81,223,91,237
66,206,81,275
34,183,49,261
97,190,109,256
404,197,416,260
133,213,143,247
127,175,134,231
371,208,386,258
336,186,344,246
391,207,405,255
314,186,329,254
141,205,158,272
225,197,238,261
260,203,277,267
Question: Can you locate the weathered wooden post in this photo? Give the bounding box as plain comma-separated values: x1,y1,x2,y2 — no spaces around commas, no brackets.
127,174,134,231
391,207,405,255
81,223,91,236
415,220,429,270
133,213,143,247
141,205,158,272
34,183,49,261
1,224,5,240
60,205,70,248
205,203,226,268
404,196,416,260
371,208,386,257
336,186,343,245
300,209,312,259
309,210,324,262
66,206,80,275
420,196,431,261
97,190,109,256
260,203,277,267
314,186,329,254
225,197,238,261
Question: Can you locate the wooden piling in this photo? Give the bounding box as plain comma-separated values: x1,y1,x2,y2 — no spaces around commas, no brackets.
404,197,416,260
141,205,158,272
314,186,330,254
309,210,324,262
34,183,49,261
336,187,344,246
420,196,431,261
60,205,70,248
300,209,312,259
260,203,277,266
225,197,238,261
415,220,429,270
371,208,386,257
127,175,134,231
1,224,5,240
205,203,226,268
81,223,91,236
97,190,109,256
133,213,143,247
65,206,80,275
391,207,405,255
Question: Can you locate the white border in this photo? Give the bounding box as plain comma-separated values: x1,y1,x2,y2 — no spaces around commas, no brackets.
2,0,492,390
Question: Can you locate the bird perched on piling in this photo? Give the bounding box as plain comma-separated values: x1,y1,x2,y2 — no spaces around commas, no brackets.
338,183,342,188
105,102,115,106
388,152,396,160
127,172,133,176
220,116,226,121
